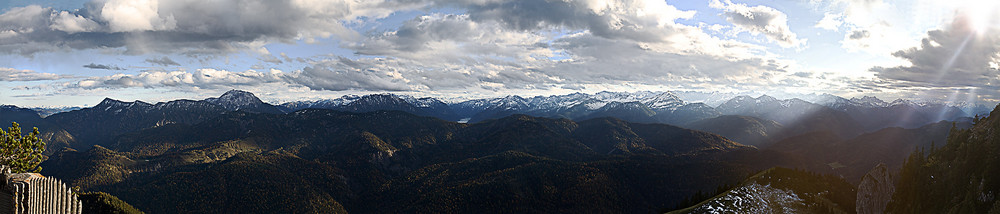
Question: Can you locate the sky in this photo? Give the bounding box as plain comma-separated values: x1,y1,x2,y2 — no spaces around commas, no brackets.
0,0,998,107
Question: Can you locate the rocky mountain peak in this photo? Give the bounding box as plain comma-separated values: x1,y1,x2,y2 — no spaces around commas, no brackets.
205,90,265,111
856,163,894,214
215,90,263,103
850,96,889,107
94,98,137,111
889,98,916,107
755,95,778,103
97,98,126,106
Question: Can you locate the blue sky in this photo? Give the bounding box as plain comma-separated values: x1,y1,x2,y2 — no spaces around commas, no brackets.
1,0,997,107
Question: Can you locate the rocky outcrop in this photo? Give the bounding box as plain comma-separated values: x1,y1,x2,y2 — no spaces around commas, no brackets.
856,163,894,214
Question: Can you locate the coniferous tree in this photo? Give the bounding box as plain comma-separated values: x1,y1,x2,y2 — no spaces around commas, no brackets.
0,122,46,173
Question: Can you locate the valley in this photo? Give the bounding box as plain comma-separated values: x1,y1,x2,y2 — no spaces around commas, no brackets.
1,90,993,213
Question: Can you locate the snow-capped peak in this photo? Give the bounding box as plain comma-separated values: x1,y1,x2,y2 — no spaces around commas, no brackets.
849,96,889,108
755,95,778,103
591,91,684,110
889,99,917,107
806,94,849,106
642,91,684,110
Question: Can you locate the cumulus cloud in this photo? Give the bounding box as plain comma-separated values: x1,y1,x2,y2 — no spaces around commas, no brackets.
67,68,287,89
460,0,696,42
334,0,796,93
145,56,181,66
4,0,824,101
0,0,430,56
815,12,842,31
711,0,804,48
83,63,125,70
351,13,554,65
1,67,73,81
871,14,1000,89
99,0,177,32
546,34,792,89
50,11,100,33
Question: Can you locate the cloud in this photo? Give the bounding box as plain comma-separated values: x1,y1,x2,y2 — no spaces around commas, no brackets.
711,0,804,48
1,67,73,81
50,11,100,33
459,0,696,43
544,34,793,89
4,0,829,101
350,13,553,65
64,57,432,92
332,0,798,93
83,63,125,70
871,14,1000,89
0,0,431,56
67,68,287,89
287,58,414,91
813,0,954,55
99,0,177,32
145,56,181,66
815,12,842,31
848,30,870,39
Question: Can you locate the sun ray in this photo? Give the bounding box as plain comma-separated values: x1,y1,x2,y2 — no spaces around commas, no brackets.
961,0,1000,34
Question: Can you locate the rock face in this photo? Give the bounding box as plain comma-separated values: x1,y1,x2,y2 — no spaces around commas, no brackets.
856,163,894,214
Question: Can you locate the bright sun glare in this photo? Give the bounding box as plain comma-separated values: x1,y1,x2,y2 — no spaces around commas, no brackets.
963,0,1000,34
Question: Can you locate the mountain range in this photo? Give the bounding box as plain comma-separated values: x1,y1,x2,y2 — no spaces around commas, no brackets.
9,89,986,152
269,91,985,147
1,89,995,213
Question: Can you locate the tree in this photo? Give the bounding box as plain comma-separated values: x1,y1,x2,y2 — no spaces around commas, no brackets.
0,122,46,173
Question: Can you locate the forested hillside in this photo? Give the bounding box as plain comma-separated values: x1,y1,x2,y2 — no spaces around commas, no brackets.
887,106,1000,213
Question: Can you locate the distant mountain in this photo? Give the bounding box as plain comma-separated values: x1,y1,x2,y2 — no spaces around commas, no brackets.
669,167,856,213
279,94,361,111
849,96,890,108
577,101,656,123
655,103,721,126
715,95,863,138
688,115,782,147
281,94,461,121
717,95,825,125
454,91,716,124
457,95,532,123
29,106,82,117
807,94,976,131
955,102,993,117
672,91,741,107
0,105,77,154
274,91,989,131
44,90,281,148
204,89,284,114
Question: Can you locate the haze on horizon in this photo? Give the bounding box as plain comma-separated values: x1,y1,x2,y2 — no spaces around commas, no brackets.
1,0,999,107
